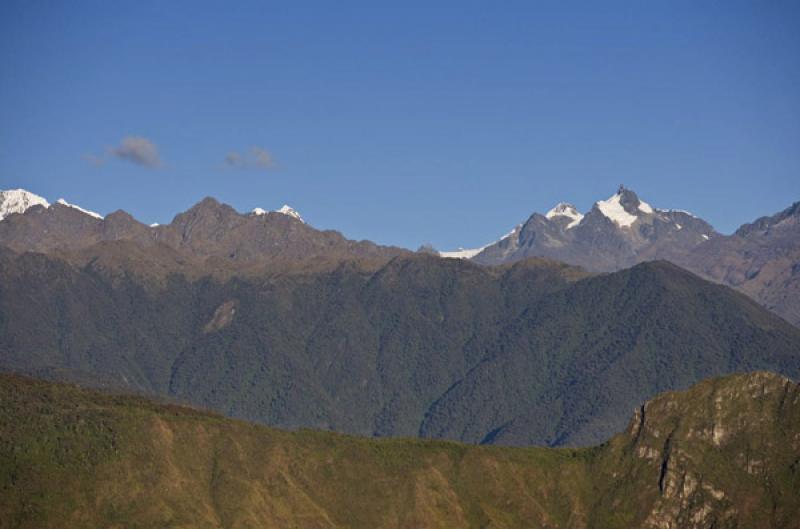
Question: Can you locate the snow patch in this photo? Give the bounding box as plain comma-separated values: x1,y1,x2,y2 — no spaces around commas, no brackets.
276,204,304,222
251,205,304,222
596,192,638,228
638,199,654,214
440,225,520,260
439,246,486,259
545,202,584,229
658,208,698,218
56,198,103,219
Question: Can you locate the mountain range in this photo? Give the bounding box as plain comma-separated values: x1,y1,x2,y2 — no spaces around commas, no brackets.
2,186,798,328
0,189,405,266
2,371,798,528
470,185,717,271
2,185,800,527
442,185,800,328
1,187,799,447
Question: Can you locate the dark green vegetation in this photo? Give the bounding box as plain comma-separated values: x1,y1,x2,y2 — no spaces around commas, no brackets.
2,248,800,446
1,372,798,528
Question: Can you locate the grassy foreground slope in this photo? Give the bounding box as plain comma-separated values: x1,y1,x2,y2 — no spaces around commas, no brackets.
1,372,799,529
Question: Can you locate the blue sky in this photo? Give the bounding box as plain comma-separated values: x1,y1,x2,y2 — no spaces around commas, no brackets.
1,1,798,250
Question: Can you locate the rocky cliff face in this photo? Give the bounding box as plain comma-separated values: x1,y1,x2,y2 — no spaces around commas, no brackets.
593,371,800,529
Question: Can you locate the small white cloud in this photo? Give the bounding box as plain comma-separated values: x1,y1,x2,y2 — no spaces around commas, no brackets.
224,146,277,170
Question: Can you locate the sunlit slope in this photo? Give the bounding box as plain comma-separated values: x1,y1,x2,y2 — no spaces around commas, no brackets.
1,372,798,529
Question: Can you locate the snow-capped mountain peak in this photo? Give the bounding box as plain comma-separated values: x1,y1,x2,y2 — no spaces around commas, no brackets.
55,198,104,219
276,204,303,222
251,204,304,222
0,189,50,221
595,186,653,228
545,202,584,229
1,188,105,221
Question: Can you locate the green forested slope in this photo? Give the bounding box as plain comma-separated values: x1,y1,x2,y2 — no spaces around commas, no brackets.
1,250,800,446
1,372,798,529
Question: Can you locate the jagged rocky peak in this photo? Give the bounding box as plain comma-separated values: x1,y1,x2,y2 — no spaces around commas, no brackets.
193,196,224,210
618,184,653,213
175,196,237,220
735,201,800,237
0,188,50,220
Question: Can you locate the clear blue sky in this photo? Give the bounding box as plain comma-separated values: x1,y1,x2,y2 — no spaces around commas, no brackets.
1,1,798,250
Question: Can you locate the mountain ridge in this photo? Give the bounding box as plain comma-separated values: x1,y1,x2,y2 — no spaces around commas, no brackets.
468,185,718,271
0,189,407,265
435,186,800,327
1,370,797,528
2,247,799,447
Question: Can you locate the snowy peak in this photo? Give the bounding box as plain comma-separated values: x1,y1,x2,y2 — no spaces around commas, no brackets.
55,198,104,219
0,189,50,221
545,202,583,229
0,188,105,221
595,185,653,228
251,204,304,223
276,204,303,222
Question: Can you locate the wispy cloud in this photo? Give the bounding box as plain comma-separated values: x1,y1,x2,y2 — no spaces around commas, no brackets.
111,136,162,168
83,136,163,168
250,147,275,168
224,151,244,168
224,146,277,170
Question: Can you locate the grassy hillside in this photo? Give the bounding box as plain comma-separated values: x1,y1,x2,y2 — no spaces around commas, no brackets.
1,372,798,529
2,250,800,446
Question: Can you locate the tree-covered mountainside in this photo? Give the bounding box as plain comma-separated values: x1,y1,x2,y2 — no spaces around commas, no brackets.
1,372,798,529
2,248,799,446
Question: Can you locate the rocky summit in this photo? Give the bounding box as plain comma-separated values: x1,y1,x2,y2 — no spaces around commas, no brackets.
471,185,716,271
